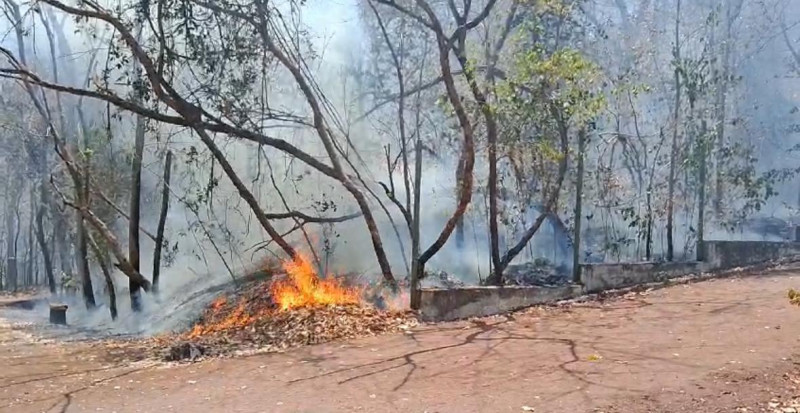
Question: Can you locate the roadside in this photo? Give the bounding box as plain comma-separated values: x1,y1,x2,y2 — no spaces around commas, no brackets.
3,267,800,412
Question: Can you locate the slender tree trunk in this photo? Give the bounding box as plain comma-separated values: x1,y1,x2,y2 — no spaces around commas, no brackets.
0,246,4,291
5,183,18,292
128,113,146,312
5,257,15,293
667,0,682,262
646,128,664,262
152,150,173,294
88,234,117,320
53,209,71,281
487,125,501,285
713,1,734,218
26,194,35,286
76,182,95,308
455,156,466,249
697,120,708,261
573,128,587,283
410,141,423,310
36,190,56,294
645,188,653,261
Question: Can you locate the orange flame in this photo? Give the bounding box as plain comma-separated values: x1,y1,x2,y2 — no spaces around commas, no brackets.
187,298,256,339
271,254,360,311
185,254,361,339
210,296,227,310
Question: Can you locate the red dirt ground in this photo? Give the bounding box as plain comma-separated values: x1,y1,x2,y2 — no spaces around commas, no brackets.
4,267,800,413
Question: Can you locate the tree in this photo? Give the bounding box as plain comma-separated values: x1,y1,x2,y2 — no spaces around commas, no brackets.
152,150,173,294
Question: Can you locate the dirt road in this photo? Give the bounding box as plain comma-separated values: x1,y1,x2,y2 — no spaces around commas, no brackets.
3,268,800,413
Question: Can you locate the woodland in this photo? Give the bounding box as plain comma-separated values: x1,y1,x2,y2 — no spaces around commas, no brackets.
0,0,797,319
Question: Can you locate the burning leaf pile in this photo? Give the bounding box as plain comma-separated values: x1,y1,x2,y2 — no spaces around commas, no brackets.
270,254,361,311
170,254,417,359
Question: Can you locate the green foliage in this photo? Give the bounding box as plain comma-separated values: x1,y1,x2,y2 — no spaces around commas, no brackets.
498,47,606,127
529,0,574,17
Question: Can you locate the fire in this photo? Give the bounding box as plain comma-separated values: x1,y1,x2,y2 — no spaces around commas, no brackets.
185,253,361,340
188,298,256,339
210,296,227,310
271,254,361,311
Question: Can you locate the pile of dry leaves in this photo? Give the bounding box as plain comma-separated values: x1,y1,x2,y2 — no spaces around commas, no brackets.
160,278,417,361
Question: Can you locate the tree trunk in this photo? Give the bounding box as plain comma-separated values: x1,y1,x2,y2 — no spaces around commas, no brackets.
714,0,742,217
667,0,682,262
36,204,56,294
645,129,663,262
88,234,117,320
410,141,423,310
152,150,173,294
697,120,708,261
454,156,466,249
76,180,95,308
486,105,501,284
572,128,587,283
26,192,35,287
128,113,146,312
53,208,71,282
76,131,95,307
5,184,18,292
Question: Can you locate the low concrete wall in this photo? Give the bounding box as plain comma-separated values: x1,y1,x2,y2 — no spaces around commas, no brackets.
418,284,582,322
579,261,702,294
417,240,800,321
704,240,800,269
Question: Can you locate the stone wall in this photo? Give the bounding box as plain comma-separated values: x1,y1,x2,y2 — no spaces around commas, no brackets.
418,285,581,321
417,240,800,321
704,240,800,269
579,261,702,294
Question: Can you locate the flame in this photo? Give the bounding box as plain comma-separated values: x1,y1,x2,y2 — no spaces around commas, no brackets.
210,296,227,310
271,254,360,311
185,254,361,340
188,298,256,339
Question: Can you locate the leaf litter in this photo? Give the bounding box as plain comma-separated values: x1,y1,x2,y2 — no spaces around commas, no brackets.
99,273,417,363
